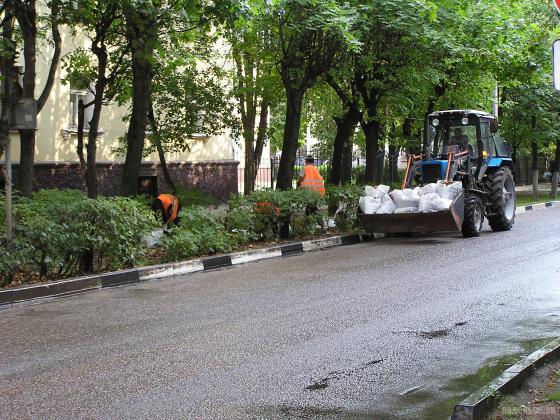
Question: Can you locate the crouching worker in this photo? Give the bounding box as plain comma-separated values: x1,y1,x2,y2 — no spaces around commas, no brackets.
152,194,181,230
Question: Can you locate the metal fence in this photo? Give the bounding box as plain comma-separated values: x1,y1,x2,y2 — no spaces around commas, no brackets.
238,150,557,193
237,150,334,194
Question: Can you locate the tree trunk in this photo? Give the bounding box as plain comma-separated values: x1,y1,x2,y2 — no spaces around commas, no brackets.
148,102,175,191
121,7,157,196
276,88,304,190
330,107,361,185
376,148,385,185
388,144,398,185
76,99,86,170
85,44,109,199
253,98,269,187
13,0,61,196
551,139,560,199
0,5,15,160
512,146,518,182
18,130,35,194
531,141,538,201
121,59,153,195
341,131,354,185
361,119,381,185
243,130,255,195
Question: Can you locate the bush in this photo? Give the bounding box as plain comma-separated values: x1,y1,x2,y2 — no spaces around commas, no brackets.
227,189,326,240
325,184,363,231
160,206,240,261
175,185,219,207
0,190,156,282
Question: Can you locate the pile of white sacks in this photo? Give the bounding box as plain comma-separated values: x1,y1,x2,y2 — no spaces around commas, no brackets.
359,181,463,215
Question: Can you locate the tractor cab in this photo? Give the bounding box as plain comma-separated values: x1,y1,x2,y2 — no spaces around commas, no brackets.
417,110,511,186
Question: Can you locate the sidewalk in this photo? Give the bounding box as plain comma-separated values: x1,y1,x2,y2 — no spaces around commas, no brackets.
516,183,554,193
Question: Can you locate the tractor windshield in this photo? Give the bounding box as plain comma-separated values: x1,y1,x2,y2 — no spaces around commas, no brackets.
428,116,478,158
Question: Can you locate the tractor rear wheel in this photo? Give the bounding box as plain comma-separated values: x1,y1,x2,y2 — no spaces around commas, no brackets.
462,193,484,237
485,167,515,231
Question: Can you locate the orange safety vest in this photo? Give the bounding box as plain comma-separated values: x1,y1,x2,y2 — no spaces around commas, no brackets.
300,164,325,196
158,194,179,225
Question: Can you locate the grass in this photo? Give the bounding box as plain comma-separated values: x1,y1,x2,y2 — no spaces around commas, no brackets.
546,390,560,402
515,190,559,207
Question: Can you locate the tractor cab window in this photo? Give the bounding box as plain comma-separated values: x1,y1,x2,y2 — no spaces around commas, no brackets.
480,122,496,158
493,132,508,156
429,116,478,158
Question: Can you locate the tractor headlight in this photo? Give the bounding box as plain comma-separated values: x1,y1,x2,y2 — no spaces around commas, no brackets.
432,118,440,127
462,117,469,125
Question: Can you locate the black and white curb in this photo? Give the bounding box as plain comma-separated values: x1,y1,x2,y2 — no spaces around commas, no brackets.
516,200,560,215
0,233,381,308
451,337,560,420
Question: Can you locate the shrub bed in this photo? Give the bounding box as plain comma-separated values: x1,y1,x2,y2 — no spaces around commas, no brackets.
0,190,156,285
0,185,362,287
227,189,326,241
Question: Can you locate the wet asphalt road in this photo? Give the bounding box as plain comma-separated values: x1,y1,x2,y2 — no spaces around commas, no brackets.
2,209,560,419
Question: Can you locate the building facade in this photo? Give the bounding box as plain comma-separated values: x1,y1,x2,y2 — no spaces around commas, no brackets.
3,25,239,201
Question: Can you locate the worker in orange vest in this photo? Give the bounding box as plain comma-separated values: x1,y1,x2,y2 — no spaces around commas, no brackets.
152,194,181,229
297,156,325,229
297,155,326,196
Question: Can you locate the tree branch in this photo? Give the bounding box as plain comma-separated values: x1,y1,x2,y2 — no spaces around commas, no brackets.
36,0,61,112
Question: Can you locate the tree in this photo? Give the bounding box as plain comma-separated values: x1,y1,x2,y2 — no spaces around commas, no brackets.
0,2,17,159
11,0,62,195
268,0,359,190
146,39,236,190
229,12,278,194
120,0,159,196
62,1,128,198
119,0,236,196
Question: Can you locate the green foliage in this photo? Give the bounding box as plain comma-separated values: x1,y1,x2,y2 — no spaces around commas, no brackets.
174,185,219,208
160,206,240,262
325,184,362,231
227,189,326,240
0,190,156,283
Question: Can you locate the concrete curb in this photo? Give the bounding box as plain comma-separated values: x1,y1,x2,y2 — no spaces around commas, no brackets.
0,233,380,308
451,337,560,420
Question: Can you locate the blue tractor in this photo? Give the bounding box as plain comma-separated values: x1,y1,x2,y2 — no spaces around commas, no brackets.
358,110,515,237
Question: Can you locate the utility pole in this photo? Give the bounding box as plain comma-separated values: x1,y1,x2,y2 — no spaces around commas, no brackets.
492,81,499,118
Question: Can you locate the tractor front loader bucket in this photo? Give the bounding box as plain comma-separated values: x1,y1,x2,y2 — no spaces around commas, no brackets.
357,192,465,234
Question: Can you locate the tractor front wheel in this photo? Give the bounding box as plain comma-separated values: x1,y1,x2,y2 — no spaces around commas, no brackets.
485,167,515,231
462,193,484,237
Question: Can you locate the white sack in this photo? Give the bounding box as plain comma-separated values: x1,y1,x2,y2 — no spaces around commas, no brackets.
359,196,382,214
364,186,377,197
390,189,420,208
420,183,438,196
432,198,453,212
394,206,419,214
377,184,391,195
381,193,392,203
436,181,447,197
418,193,441,213
364,185,386,199
376,197,397,214
440,182,463,201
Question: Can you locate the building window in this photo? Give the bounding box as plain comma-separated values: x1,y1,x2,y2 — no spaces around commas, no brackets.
69,90,89,130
